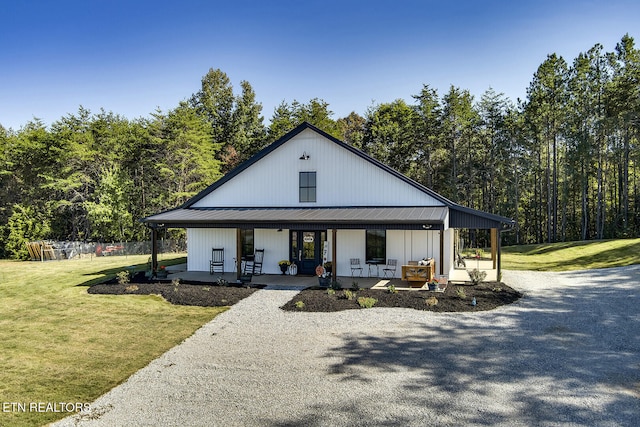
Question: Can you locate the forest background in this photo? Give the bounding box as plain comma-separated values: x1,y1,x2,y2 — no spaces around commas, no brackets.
1,34,638,259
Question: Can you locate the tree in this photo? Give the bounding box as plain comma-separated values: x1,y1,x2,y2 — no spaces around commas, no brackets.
336,111,366,148
440,86,479,204
412,85,441,189
361,99,418,174
190,68,235,149
524,54,568,242
267,98,339,141
84,165,133,242
227,80,267,169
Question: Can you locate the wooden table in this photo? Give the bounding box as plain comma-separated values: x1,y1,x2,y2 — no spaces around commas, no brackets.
401,261,435,283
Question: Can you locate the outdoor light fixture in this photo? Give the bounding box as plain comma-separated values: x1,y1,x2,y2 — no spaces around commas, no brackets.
422,224,433,230
299,151,310,160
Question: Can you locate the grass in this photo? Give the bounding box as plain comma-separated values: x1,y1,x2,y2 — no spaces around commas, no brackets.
0,254,225,427
502,238,640,271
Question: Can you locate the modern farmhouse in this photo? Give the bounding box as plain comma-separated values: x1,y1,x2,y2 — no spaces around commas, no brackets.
142,122,514,281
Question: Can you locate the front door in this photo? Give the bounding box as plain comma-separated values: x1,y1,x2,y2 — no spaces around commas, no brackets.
290,230,326,275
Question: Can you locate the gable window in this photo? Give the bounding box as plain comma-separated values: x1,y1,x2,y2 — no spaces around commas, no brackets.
366,229,386,263
299,171,316,202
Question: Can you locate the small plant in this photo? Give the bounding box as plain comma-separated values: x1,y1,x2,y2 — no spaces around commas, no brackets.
116,270,130,285
387,285,398,294
467,268,487,285
455,287,467,299
492,286,503,292
215,276,228,287
124,284,139,293
278,260,291,266
323,262,333,274
357,297,378,308
351,281,360,291
327,288,336,296
425,296,438,306
329,280,342,290
172,278,181,292
295,300,305,309
342,289,355,300
203,287,210,292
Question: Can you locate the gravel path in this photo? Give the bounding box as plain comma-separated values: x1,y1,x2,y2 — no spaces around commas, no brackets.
53,267,639,426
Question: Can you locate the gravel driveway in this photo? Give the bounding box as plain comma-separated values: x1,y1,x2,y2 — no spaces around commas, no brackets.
53,267,639,426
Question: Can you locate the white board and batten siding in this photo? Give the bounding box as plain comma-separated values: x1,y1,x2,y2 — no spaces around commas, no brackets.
186,228,289,274
191,128,444,208
186,128,456,275
327,229,448,277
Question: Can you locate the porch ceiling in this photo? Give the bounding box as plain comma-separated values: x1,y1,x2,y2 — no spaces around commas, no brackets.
142,206,448,229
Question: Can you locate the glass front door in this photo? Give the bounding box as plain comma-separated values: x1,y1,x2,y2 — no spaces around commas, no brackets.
290,230,326,275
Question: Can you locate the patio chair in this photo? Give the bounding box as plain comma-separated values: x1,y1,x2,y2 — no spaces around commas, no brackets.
382,259,397,279
243,249,264,275
350,258,363,277
209,248,224,274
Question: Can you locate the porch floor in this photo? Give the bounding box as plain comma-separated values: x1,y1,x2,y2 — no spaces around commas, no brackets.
164,261,501,289
163,264,465,290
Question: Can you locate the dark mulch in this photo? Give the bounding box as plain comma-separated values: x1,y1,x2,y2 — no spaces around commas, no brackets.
89,271,521,312
280,282,522,312
88,277,264,307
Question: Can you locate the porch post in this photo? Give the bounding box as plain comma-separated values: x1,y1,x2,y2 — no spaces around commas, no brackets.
236,228,242,280
151,226,158,275
491,228,498,269
331,228,337,277
439,229,444,276
497,228,502,281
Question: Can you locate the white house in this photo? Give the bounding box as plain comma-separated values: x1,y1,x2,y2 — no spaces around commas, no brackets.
143,122,514,280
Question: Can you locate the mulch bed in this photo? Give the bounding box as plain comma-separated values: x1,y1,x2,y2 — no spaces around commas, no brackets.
280,282,522,312
88,277,263,307
88,272,521,312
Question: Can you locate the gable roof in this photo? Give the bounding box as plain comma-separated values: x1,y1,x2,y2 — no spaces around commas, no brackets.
143,122,514,229
182,121,454,209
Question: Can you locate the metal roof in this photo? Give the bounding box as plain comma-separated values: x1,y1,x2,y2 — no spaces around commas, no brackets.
143,206,448,229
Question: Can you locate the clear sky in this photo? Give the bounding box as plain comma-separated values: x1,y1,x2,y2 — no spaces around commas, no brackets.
1,0,638,130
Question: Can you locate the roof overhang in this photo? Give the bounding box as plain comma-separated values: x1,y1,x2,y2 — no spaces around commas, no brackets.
142,206,448,230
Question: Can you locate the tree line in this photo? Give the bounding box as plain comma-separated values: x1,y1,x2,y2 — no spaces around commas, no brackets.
1,35,638,259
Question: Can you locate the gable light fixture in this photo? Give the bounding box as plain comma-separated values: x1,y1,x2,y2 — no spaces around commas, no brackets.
299,151,310,160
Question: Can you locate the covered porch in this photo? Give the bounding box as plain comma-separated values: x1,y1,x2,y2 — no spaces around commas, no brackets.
161,263,450,290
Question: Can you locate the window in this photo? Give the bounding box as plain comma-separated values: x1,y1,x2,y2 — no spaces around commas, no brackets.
366,229,386,263
299,171,316,202
240,229,254,258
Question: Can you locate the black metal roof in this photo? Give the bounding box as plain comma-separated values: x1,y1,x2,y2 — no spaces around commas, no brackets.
143,206,448,230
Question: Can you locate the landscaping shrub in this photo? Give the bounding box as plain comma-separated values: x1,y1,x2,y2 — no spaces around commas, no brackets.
357,297,378,308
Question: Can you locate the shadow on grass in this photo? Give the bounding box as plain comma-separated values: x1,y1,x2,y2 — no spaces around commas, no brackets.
266,266,640,426
545,241,640,270
76,257,187,287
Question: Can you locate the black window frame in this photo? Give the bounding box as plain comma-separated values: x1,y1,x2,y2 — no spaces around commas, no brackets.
240,229,254,258
365,229,386,263
299,171,316,203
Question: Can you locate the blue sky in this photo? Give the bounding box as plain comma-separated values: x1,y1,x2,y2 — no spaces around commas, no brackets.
1,0,638,130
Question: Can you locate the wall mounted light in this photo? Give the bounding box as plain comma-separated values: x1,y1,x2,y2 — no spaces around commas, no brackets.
299,151,310,160
422,224,433,230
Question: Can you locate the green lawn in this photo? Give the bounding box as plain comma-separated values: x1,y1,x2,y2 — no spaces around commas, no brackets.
0,254,225,427
502,238,640,271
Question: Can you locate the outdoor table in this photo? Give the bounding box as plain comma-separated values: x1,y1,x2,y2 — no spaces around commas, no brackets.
366,259,384,277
